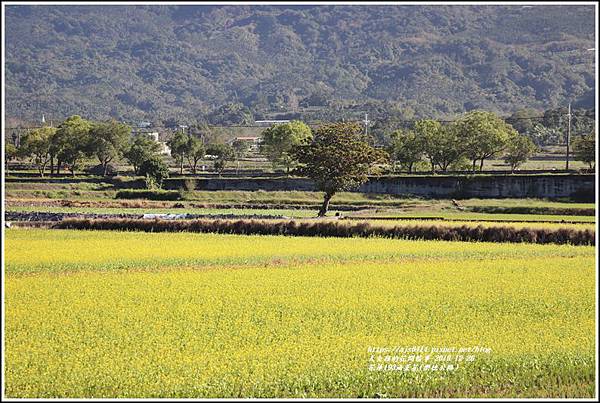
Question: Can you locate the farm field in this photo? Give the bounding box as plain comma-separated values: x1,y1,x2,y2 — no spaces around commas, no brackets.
4,186,439,207
482,157,588,171
3,173,596,398
4,205,330,218
5,183,595,209
5,205,596,226
4,229,596,398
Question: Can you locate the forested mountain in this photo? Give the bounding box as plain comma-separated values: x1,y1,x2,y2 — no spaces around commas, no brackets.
4,4,596,125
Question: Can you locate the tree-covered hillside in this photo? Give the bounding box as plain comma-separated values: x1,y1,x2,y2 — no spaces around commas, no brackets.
4,4,596,124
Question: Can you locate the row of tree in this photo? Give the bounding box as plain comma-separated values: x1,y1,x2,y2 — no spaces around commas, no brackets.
166,131,244,175
8,115,247,180
391,111,595,172
11,116,132,177
390,111,534,173
8,111,596,182
257,111,595,174
9,115,176,188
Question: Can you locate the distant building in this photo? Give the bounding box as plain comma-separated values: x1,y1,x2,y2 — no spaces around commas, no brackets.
145,132,159,142
159,142,171,155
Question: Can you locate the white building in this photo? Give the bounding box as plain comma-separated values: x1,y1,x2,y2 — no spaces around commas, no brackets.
132,130,170,155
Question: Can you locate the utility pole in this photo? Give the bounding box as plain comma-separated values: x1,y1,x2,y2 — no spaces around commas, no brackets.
566,102,572,170
362,113,370,136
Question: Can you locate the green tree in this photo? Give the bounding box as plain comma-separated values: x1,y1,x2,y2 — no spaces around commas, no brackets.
139,155,169,189
167,131,190,175
232,139,250,159
260,120,312,175
124,135,161,175
185,135,205,174
455,110,513,172
505,108,540,135
53,115,93,176
572,133,596,169
206,143,235,176
414,119,442,173
433,124,465,172
18,127,57,177
88,120,131,176
5,142,18,172
294,122,388,217
503,133,538,173
415,120,464,173
389,128,422,173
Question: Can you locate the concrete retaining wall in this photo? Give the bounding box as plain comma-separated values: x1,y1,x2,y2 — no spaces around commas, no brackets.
6,173,595,200
158,174,595,200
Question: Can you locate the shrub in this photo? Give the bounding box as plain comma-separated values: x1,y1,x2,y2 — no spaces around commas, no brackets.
183,178,197,192
139,156,169,189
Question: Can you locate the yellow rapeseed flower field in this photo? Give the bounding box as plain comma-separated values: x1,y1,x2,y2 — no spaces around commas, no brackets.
4,229,594,275
4,229,596,397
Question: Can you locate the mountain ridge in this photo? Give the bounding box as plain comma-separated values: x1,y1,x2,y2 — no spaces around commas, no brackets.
4,4,596,124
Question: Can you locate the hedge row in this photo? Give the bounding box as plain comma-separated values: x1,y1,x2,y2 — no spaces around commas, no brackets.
54,218,595,246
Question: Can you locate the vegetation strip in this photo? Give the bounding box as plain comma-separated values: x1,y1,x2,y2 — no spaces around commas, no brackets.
54,218,595,245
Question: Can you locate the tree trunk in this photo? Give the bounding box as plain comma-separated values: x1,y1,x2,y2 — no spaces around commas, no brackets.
408,162,413,174
57,159,61,175
430,160,435,174
103,162,108,176
318,192,333,217
180,159,184,175
472,159,477,173
479,159,484,172
50,155,55,175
